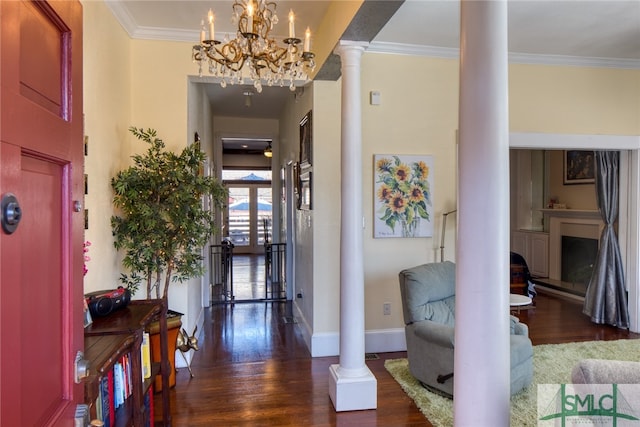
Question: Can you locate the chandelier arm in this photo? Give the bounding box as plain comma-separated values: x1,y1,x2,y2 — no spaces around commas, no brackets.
265,48,290,73
211,42,246,72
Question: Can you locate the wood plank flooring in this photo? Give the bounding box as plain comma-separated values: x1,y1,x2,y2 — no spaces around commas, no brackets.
157,291,639,426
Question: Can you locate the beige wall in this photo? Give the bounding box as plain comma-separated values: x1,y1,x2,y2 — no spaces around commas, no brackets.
130,39,195,153
82,0,132,293
509,64,640,134
310,80,342,334
361,53,460,330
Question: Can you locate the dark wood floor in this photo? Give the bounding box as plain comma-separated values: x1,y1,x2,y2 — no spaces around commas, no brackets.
157,291,639,426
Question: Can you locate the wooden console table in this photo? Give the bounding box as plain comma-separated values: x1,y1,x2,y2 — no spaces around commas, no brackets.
84,299,171,426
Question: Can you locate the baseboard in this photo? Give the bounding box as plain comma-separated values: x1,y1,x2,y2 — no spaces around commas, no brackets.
292,301,314,355
311,331,340,357
365,328,407,353
308,327,407,357
536,284,585,302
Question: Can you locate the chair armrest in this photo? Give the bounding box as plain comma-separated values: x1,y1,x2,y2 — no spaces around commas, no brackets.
410,320,455,348
510,315,529,336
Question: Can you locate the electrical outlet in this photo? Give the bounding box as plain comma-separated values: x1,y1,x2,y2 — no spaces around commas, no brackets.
383,302,391,316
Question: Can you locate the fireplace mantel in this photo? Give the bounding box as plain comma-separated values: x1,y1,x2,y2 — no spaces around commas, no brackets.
541,209,600,219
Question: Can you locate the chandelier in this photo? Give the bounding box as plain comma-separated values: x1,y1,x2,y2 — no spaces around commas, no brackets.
192,0,316,93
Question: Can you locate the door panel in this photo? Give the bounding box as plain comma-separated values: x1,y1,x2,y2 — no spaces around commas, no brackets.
21,155,65,426
1,1,84,426
19,1,66,116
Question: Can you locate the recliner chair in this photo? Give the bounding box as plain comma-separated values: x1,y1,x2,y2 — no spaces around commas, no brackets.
398,261,533,397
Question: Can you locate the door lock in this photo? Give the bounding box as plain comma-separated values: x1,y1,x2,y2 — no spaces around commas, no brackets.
1,193,22,234
74,351,90,383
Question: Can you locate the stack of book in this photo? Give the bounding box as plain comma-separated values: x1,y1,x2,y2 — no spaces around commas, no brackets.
94,352,133,426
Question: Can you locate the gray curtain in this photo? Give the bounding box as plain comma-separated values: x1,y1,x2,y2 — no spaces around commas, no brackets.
583,151,629,328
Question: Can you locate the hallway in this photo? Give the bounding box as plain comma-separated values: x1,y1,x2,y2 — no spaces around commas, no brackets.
231,255,268,301
166,301,426,426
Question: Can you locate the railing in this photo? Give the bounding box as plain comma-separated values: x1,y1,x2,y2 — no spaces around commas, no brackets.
227,214,271,246
265,243,286,300
210,241,234,303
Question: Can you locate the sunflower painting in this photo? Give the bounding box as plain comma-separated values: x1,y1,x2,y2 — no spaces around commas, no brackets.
374,154,433,238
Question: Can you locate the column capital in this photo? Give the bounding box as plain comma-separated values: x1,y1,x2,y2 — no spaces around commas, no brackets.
333,40,369,57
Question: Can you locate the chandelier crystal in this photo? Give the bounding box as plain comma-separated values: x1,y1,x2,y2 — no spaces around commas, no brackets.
192,0,316,93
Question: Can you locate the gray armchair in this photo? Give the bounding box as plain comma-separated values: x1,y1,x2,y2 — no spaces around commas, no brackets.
398,261,533,397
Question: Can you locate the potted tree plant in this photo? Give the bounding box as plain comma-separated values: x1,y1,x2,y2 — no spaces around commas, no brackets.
111,127,226,388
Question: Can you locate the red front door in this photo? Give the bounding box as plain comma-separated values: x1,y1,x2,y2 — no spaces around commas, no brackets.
0,1,84,426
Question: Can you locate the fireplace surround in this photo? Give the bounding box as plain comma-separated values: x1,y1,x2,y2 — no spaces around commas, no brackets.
543,209,603,295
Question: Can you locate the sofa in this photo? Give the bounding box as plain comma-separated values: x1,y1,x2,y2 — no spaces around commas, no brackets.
572,359,640,384
398,261,534,397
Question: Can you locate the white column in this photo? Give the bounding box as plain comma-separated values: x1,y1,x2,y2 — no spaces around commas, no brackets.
329,40,377,412
454,1,510,426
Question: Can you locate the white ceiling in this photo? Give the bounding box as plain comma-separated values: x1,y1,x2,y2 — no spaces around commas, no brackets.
106,0,640,120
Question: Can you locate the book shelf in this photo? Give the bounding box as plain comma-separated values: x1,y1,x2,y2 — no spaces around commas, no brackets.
84,299,171,426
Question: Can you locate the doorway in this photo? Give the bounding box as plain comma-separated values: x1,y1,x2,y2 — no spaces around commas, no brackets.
226,183,273,254
217,167,284,302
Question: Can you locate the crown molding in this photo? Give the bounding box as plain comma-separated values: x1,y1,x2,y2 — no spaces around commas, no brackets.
508,52,640,70
103,3,640,70
368,41,640,70
104,0,137,37
367,42,459,59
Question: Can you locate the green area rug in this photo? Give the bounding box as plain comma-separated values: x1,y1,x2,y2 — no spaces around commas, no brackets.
385,339,640,426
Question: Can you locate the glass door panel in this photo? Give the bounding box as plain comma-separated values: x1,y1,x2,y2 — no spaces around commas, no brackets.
226,185,272,254
258,187,272,245
228,187,251,249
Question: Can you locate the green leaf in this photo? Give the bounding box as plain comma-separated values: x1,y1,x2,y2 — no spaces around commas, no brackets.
111,127,228,299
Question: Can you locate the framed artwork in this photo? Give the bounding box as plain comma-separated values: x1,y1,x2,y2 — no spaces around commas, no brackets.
564,150,595,185
299,170,312,210
299,111,312,168
374,154,434,238
83,298,93,328
293,162,301,209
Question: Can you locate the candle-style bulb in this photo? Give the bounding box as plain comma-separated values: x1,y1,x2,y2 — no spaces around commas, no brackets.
207,9,215,40
288,9,295,39
247,2,254,33
304,27,311,52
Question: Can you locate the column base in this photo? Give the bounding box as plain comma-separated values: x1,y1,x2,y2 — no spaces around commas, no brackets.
328,364,377,412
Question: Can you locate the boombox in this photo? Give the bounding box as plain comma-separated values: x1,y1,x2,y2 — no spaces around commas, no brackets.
85,287,131,317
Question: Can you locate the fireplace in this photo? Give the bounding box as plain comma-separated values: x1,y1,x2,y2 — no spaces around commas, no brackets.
544,209,604,296
561,235,598,291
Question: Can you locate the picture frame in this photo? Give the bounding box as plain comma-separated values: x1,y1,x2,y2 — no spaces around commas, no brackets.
83,298,93,328
294,162,301,210
564,150,595,185
299,111,312,168
299,170,312,210
373,154,434,238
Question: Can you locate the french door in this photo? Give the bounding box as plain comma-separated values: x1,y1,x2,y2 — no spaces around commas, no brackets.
226,184,272,254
